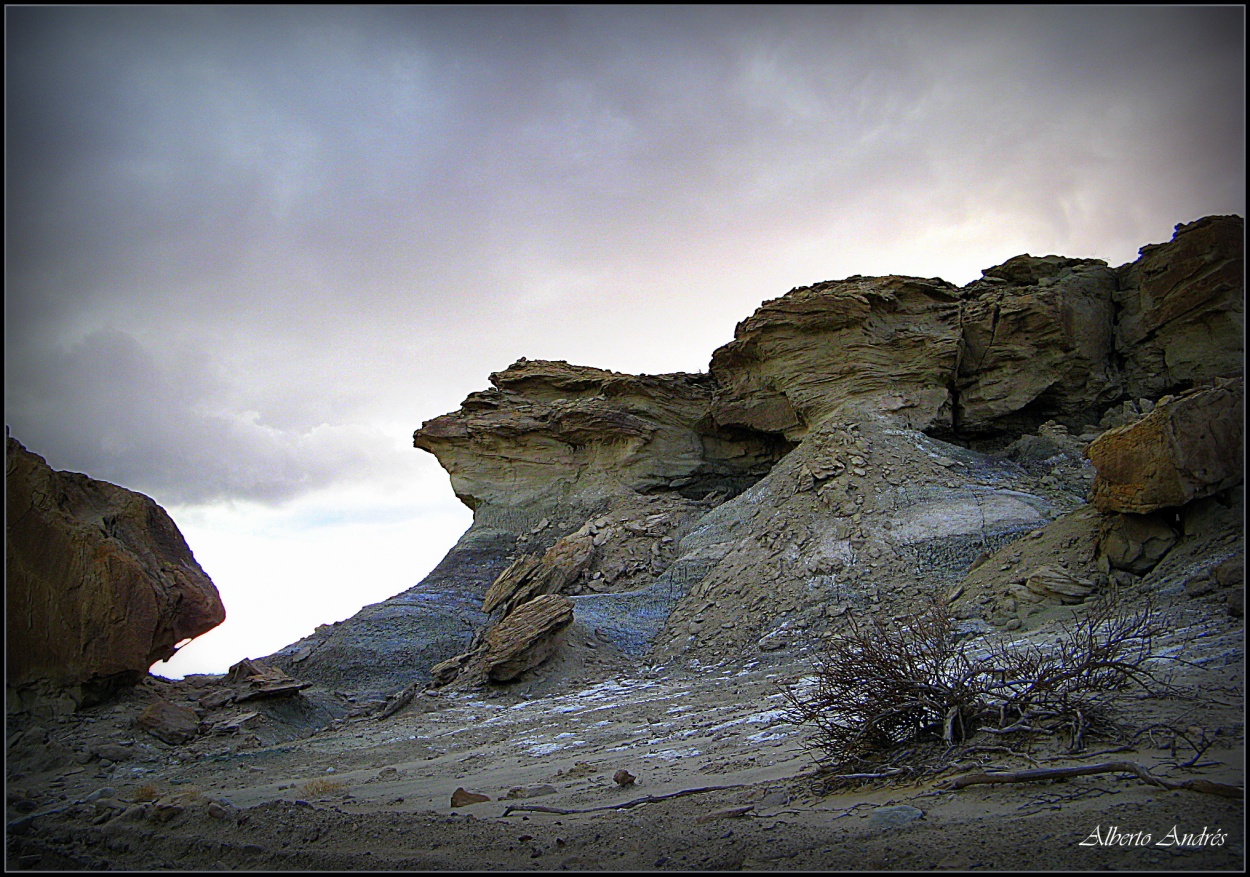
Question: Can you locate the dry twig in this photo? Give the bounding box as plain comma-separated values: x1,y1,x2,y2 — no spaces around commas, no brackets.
499,784,745,816
937,762,1243,799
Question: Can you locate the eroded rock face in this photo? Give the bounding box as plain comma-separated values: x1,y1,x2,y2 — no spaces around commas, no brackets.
708,276,963,439
955,256,1121,434
1087,377,1244,514
5,436,225,700
1115,215,1244,400
413,359,789,530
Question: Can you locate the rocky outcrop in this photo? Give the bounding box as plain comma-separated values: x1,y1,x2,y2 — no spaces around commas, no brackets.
1086,377,1243,514
6,436,225,701
480,593,575,682
708,276,963,438
264,526,512,697
1114,215,1244,400
954,256,1122,434
482,530,594,616
413,359,789,529
279,215,1242,699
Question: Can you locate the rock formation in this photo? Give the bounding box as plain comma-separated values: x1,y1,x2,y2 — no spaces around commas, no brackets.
412,358,790,529
264,215,1243,699
1113,215,1244,400
1087,377,1244,514
6,435,226,703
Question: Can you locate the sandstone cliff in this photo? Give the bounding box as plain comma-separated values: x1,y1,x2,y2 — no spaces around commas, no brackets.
6,436,226,703
270,215,1243,697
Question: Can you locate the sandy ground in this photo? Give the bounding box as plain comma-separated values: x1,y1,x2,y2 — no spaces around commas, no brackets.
6,598,1244,871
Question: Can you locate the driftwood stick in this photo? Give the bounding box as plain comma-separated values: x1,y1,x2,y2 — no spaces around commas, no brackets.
500,784,745,817
938,761,1243,799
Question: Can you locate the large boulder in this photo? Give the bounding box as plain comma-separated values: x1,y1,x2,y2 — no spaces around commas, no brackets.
1114,215,1244,400
1086,377,1244,514
6,436,225,700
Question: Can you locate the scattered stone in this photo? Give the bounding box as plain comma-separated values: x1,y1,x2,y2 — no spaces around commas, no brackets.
225,658,310,701
90,743,134,763
450,788,490,808
1024,566,1094,604
1214,555,1245,588
613,769,636,787
1228,587,1244,619
147,797,185,823
1186,573,1217,598
1099,512,1179,574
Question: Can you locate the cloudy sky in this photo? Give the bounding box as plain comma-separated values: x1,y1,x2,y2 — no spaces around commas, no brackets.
6,5,1244,677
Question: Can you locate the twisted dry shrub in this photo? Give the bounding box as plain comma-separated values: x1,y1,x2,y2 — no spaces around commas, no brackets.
783,591,1167,769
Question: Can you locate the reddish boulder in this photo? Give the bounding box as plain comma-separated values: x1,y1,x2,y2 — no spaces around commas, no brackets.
6,436,225,699
1086,378,1243,514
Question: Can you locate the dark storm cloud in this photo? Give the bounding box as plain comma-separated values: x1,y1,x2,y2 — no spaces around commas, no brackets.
5,5,1244,505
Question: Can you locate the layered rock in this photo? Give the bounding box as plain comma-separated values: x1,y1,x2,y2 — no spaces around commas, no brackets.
954,256,1122,433
1087,377,1244,514
1114,215,1244,400
479,593,575,682
708,276,963,439
413,358,789,531
6,436,225,701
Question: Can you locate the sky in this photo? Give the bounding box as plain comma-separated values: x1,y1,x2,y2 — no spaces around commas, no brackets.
5,5,1245,677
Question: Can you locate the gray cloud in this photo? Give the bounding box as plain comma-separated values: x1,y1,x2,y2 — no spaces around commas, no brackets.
6,5,1244,506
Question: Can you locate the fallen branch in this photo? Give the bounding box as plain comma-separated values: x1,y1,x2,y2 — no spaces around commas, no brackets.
499,784,744,817
938,762,1243,799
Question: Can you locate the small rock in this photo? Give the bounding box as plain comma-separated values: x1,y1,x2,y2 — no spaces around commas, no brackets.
147,798,185,823
450,788,490,808
1185,574,1216,598
90,744,135,763
613,769,636,787
1228,587,1244,619
504,784,557,800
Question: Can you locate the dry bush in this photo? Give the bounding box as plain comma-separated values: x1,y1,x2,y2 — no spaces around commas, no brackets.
783,589,1169,774
130,783,160,802
300,778,347,796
